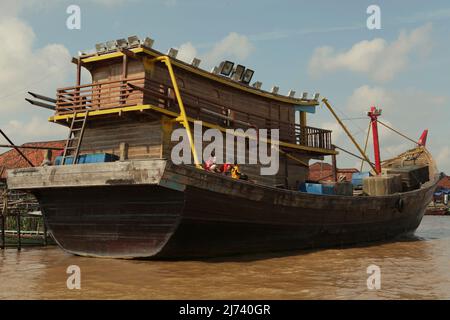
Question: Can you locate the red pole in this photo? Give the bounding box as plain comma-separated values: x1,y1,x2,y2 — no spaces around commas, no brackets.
368,106,382,175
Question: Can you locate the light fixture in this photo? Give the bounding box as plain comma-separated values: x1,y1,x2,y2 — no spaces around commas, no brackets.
106,40,117,51
271,86,279,94
128,36,141,47
288,90,296,98
241,68,254,85
252,81,262,89
191,57,201,68
231,64,245,81
167,48,178,58
116,38,128,49
218,60,234,76
143,37,154,48
95,43,107,53
211,66,219,74
313,93,320,101
302,92,308,100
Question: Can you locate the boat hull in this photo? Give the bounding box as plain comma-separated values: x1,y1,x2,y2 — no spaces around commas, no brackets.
7,159,437,259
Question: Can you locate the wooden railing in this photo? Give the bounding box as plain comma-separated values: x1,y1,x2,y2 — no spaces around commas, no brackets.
56,77,145,114
55,77,333,151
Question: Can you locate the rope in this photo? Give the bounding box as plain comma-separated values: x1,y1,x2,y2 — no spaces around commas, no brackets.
360,122,372,172
377,120,419,145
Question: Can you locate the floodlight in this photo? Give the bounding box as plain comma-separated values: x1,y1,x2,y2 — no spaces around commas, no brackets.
302,92,308,100
271,86,279,94
313,93,320,101
241,68,254,84
128,36,141,47
167,48,178,58
288,90,296,98
191,57,201,68
218,60,234,76
143,37,154,48
252,81,262,89
95,43,107,53
116,38,128,49
211,66,219,74
106,40,117,51
231,64,245,81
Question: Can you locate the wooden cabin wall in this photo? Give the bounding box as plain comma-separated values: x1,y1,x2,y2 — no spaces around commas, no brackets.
161,120,309,188
89,59,145,109
145,63,297,144
79,116,162,160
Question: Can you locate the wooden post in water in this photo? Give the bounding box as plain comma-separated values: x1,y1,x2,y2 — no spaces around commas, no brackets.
16,212,21,251
1,190,7,249
1,213,4,249
43,218,48,246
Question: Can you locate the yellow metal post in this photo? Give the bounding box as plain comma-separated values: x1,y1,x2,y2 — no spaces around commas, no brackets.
149,56,202,169
322,98,377,173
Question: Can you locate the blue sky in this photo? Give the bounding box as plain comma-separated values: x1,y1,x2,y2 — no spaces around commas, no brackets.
0,0,449,172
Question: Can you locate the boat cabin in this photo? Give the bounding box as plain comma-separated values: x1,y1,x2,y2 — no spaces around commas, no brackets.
49,37,336,188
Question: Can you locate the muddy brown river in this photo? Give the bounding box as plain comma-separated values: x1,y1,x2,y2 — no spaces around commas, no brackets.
1,216,449,299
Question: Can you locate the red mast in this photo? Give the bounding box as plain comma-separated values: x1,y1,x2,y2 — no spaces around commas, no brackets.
368,106,382,175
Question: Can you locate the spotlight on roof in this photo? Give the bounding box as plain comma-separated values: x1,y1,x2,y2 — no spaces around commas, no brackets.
231,64,246,81
106,40,118,51
271,86,279,94
128,36,141,47
241,68,254,85
211,66,220,74
142,37,154,49
252,81,262,89
95,43,107,54
167,48,178,58
313,93,320,101
218,60,234,76
191,57,201,68
302,92,308,100
116,38,128,49
288,90,296,98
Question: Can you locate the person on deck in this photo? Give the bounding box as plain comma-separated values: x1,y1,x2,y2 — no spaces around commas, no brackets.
204,152,219,172
231,163,248,180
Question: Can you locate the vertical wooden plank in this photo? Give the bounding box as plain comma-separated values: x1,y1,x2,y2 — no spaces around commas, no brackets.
17,212,21,251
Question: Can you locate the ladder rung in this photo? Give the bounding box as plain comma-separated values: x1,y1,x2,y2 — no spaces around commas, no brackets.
65,147,77,150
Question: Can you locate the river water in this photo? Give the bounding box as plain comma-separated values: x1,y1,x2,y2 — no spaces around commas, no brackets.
1,216,449,300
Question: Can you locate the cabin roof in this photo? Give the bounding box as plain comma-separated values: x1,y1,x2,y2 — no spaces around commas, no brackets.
438,175,450,189
308,161,359,182
0,140,65,179
76,46,320,107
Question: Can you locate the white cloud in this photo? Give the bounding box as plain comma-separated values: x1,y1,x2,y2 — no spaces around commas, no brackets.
436,146,450,174
308,23,433,82
175,32,255,69
177,42,197,64
0,16,72,145
201,32,255,68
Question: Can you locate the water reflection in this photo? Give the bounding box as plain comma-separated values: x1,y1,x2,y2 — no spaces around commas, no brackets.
0,216,449,299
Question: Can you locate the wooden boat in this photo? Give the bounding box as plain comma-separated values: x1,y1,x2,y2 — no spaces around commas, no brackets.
6,37,439,258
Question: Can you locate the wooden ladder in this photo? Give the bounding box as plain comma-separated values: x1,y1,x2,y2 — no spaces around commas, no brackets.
61,111,89,165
